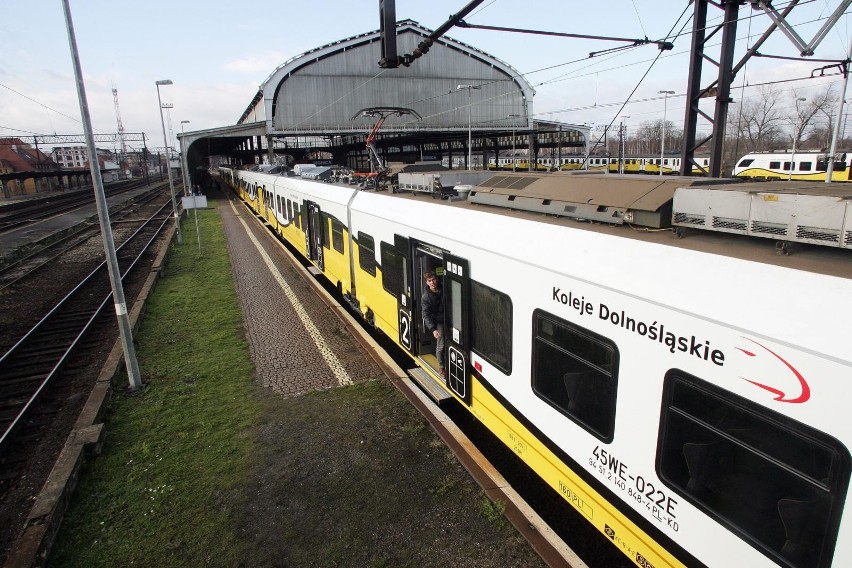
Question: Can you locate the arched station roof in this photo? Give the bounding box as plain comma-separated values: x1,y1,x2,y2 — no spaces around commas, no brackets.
238,20,536,136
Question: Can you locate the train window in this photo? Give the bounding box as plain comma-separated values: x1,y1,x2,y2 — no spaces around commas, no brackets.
285,199,292,221
331,219,344,253
770,161,781,169
783,162,793,171
294,203,302,230
800,161,813,171
320,213,330,249
657,371,850,568
471,281,512,374
357,232,376,276
380,242,404,296
737,158,754,168
531,309,618,442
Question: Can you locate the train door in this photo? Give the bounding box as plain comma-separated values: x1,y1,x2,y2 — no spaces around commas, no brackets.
304,200,324,271
442,252,470,403
410,242,471,403
391,235,415,356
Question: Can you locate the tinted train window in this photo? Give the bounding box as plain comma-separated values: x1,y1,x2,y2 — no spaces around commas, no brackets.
737,158,754,168
770,161,781,169
380,242,404,296
471,281,512,374
800,161,813,171
358,232,376,276
531,309,618,442
657,371,850,568
320,213,330,248
331,219,344,253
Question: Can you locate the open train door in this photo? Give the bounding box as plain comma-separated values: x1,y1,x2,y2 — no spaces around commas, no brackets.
442,252,471,404
304,200,324,271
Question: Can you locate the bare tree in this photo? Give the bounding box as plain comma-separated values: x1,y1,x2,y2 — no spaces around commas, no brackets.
728,85,787,154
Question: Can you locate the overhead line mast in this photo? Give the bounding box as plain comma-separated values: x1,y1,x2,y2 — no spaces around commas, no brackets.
112,87,127,176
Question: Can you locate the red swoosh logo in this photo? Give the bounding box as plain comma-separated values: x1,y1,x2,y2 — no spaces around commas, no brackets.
737,338,810,403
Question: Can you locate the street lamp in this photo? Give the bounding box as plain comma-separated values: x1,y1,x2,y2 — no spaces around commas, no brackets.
790,97,807,181
180,120,190,193
156,79,182,245
658,90,675,176
508,113,521,171
457,84,480,170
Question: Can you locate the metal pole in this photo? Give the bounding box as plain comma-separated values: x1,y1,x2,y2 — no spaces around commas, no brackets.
467,88,472,170
790,97,806,181
156,80,183,245
62,0,142,391
180,120,190,195
659,91,674,175
826,38,852,183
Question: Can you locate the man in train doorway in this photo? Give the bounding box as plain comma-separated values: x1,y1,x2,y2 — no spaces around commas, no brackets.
421,271,445,378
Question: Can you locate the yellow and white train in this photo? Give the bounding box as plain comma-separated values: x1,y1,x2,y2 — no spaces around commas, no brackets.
732,151,852,182
489,155,711,175
221,165,852,568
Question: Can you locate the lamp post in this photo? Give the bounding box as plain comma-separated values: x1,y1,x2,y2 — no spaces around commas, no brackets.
658,90,675,176
180,120,190,193
61,0,142,390
790,97,807,181
508,113,521,171
156,79,183,244
619,116,630,174
457,84,480,170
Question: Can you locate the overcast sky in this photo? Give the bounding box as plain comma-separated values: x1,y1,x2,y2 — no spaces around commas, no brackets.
1,0,850,152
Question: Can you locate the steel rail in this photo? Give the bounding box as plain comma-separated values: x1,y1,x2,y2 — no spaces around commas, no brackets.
0,201,172,453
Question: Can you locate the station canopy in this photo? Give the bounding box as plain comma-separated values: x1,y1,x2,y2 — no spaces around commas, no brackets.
237,19,536,137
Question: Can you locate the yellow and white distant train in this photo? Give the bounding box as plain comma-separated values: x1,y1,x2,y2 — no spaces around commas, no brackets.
489,155,712,175
220,164,852,568
733,151,852,182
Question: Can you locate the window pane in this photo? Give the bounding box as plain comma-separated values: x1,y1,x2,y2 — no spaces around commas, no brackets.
471,281,512,374
331,220,344,253
380,242,404,296
532,310,618,441
658,372,850,568
358,232,376,276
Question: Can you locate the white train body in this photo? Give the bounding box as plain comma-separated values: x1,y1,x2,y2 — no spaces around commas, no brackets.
733,151,852,182
221,166,852,568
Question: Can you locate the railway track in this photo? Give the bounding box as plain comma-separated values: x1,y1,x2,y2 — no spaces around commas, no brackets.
0,185,169,291
0,193,173,496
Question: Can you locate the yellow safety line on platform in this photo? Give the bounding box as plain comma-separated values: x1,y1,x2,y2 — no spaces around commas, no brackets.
229,200,354,386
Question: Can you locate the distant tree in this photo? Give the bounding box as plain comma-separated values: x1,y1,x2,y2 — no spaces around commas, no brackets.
727,85,786,155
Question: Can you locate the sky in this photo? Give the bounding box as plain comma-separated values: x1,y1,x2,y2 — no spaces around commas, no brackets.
2,0,851,153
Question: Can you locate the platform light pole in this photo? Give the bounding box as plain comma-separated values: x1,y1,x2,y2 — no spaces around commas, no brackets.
180,120,190,193
62,0,142,390
619,116,630,174
658,90,675,176
508,114,521,171
457,84,480,170
156,79,183,244
790,97,806,181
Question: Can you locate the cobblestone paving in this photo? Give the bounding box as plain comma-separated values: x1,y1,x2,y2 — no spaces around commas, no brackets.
218,191,382,396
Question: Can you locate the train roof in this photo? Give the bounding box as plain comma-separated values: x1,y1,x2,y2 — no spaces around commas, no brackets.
388,174,852,281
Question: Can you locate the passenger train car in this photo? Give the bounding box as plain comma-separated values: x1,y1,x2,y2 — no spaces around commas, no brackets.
220,165,852,568
732,151,852,181
489,155,711,175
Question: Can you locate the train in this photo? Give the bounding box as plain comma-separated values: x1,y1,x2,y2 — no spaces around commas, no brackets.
732,151,852,181
220,164,852,568
489,155,711,175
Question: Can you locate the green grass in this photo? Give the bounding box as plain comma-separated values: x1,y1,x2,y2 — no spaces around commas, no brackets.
49,203,261,567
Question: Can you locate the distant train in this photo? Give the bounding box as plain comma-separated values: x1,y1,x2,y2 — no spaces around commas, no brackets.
732,151,852,181
489,155,711,175
220,164,852,568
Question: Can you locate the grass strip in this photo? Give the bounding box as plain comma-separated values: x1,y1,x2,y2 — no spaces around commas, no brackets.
49,202,260,567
